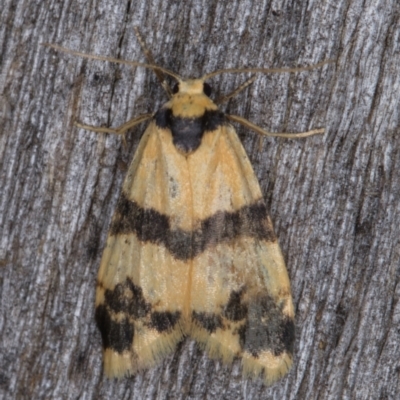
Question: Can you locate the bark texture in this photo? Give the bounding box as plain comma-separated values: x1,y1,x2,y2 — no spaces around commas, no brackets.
1,0,400,399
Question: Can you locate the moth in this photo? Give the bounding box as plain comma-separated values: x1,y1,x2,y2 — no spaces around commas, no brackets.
45,29,329,385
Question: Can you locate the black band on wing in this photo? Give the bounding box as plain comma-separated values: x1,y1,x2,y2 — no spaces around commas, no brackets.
110,193,276,261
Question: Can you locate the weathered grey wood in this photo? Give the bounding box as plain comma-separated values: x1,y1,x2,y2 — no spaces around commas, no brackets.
1,0,399,399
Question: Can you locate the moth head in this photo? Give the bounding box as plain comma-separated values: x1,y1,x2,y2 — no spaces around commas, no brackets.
172,80,212,98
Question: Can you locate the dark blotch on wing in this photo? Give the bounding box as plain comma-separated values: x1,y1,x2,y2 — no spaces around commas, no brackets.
192,311,223,333
241,295,295,357
150,311,181,332
223,289,248,321
95,304,134,353
104,277,151,319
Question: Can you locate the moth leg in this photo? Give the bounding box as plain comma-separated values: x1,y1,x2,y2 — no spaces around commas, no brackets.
75,113,153,145
215,76,256,105
226,114,325,138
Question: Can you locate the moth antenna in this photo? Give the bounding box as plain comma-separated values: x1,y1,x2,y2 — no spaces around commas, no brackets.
133,27,173,98
42,43,182,82
226,114,325,138
215,76,257,104
202,59,334,80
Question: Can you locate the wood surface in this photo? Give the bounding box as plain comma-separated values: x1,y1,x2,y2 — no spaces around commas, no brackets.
1,0,399,398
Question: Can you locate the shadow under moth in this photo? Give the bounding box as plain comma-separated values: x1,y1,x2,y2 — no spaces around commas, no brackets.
45,28,330,385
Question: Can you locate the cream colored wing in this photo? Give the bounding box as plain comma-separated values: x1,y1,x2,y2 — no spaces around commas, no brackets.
95,121,194,377
186,124,295,384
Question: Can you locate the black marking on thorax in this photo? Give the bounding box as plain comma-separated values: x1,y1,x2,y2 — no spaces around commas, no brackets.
155,108,225,153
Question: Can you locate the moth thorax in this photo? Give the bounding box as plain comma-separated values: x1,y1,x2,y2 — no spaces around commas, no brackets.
153,77,225,155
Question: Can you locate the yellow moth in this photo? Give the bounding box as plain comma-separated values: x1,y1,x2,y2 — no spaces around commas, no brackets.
45,29,329,385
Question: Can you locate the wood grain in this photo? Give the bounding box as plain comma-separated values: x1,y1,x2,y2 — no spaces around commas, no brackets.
1,0,399,398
